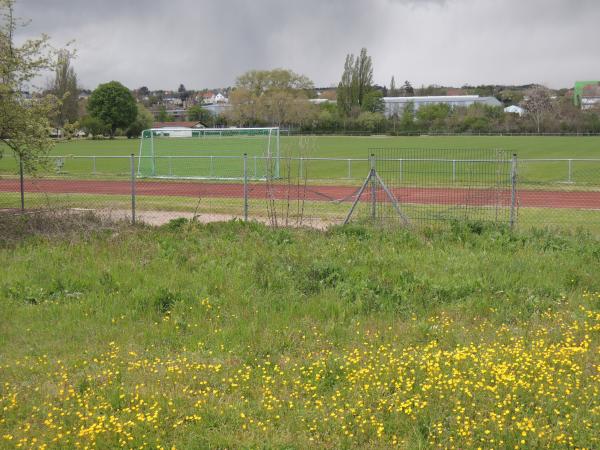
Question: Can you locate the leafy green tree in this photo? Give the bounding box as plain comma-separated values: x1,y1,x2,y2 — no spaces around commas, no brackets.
416,103,451,130
356,111,384,133
236,69,314,96
229,69,315,127
354,48,373,107
87,81,137,137
363,90,384,113
187,105,213,123
0,0,60,170
79,116,107,138
399,101,415,132
156,105,172,122
126,104,154,138
337,48,374,116
62,121,79,139
50,49,78,128
337,54,357,116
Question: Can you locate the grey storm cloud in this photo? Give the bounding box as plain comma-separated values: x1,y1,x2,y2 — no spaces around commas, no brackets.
13,0,600,90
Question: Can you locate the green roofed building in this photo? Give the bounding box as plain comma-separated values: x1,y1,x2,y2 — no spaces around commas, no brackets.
574,81,600,107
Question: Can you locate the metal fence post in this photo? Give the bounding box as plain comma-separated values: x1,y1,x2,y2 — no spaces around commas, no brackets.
130,154,136,225
452,160,457,182
509,154,517,230
19,156,25,212
370,153,376,220
348,159,352,179
243,153,248,221
92,156,96,175
568,159,573,183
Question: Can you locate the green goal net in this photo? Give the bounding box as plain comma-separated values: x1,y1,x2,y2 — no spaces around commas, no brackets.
137,127,280,179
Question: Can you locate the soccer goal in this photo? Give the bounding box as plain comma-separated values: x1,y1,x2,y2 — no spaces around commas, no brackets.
137,127,280,180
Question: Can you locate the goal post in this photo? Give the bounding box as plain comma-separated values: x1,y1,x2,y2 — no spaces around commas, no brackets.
137,127,280,180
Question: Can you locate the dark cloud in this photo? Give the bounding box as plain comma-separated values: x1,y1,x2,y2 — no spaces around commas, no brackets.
13,0,600,90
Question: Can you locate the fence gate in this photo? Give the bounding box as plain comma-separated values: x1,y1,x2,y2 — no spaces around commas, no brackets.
344,148,517,228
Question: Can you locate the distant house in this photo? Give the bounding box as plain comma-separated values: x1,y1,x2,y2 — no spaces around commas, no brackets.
201,92,228,105
504,105,525,116
201,92,214,104
152,121,206,129
581,84,600,110
382,95,502,118
574,81,600,108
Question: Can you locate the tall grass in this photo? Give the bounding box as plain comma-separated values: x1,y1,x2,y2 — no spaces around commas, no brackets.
0,218,599,448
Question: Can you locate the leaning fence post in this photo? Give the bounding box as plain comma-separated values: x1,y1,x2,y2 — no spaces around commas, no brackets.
130,154,136,225
19,156,25,212
370,153,376,220
509,154,517,230
243,153,248,221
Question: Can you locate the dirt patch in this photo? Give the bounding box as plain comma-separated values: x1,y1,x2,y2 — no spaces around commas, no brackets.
100,209,337,229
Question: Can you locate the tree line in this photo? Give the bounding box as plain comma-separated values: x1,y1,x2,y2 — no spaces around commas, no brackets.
224,49,600,135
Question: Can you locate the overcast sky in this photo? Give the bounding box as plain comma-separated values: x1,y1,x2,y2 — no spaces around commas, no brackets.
14,0,600,91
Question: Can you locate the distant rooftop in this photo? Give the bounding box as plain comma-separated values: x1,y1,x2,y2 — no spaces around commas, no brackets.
383,95,492,102
382,95,502,117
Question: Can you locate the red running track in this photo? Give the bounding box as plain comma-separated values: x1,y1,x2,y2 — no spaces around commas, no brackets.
1,178,600,209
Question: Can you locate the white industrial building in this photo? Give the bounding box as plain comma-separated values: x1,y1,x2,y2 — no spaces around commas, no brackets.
504,105,525,116
382,95,502,117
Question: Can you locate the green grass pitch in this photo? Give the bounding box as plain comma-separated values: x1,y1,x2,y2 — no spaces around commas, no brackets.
1,135,600,182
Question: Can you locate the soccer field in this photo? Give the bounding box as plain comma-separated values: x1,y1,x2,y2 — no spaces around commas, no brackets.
1,135,600,184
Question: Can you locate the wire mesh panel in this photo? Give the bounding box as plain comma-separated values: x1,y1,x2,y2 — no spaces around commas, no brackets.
0,156,20,212
344,148,514,227
517,159,600,233
4,150,600,233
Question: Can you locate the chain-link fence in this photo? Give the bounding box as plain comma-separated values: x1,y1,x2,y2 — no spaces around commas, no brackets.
1,153,600,233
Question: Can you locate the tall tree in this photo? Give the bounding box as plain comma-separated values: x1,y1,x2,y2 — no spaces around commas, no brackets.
178,83,189,101
187,104,213,123
126,103,153,138
337,48,374,116
0,0,60,170
229,69,315,127
87,81,137,137
389,76,397,97
521,86,552,133
402,81,414,96
50,49,78,128
337,54,356,116
355,48,373,108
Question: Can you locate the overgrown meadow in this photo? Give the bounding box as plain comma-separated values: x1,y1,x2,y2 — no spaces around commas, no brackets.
0,216,599,449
